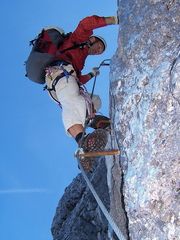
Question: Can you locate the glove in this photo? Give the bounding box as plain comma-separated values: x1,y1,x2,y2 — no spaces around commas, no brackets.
105,16,119,25
112,16,119,24
91,67,100,77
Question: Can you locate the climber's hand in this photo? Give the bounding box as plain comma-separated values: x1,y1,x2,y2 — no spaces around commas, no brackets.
105,16,119,25
113,16,119,24
92,67,100,77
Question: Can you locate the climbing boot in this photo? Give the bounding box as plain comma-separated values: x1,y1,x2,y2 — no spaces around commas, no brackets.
89,115,111,130
79,129,108,171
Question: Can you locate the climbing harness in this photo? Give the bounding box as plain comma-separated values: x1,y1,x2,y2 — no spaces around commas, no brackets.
75,150,126,240
44,61,75,104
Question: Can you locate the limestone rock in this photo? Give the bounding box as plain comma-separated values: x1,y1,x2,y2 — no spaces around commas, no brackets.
109,0,180,239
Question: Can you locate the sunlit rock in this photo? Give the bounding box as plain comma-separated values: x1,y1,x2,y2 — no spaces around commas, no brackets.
109,0,180,239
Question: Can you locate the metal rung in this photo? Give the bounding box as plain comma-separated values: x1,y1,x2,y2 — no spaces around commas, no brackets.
75,149,120,159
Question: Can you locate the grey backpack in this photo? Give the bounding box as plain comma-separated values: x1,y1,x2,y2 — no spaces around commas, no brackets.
25,27,71,84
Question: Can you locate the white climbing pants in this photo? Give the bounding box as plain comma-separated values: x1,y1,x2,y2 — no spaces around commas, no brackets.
45,64,101,135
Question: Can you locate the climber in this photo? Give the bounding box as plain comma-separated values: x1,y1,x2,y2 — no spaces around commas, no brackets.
45,15,119,150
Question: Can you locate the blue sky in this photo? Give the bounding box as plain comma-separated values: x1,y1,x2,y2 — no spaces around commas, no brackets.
0,1,118,239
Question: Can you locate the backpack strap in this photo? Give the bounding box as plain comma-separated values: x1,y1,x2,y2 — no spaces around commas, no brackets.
59,41,90,54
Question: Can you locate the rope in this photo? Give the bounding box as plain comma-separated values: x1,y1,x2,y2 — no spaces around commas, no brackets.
77,158,126,240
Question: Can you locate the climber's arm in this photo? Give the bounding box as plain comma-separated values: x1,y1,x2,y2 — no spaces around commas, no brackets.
71,15,118,43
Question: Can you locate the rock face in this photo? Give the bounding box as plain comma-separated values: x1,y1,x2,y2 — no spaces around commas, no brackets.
51,1,179,240
109,0,180,239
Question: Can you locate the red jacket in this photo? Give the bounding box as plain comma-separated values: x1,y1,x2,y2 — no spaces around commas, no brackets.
56,15,107,84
